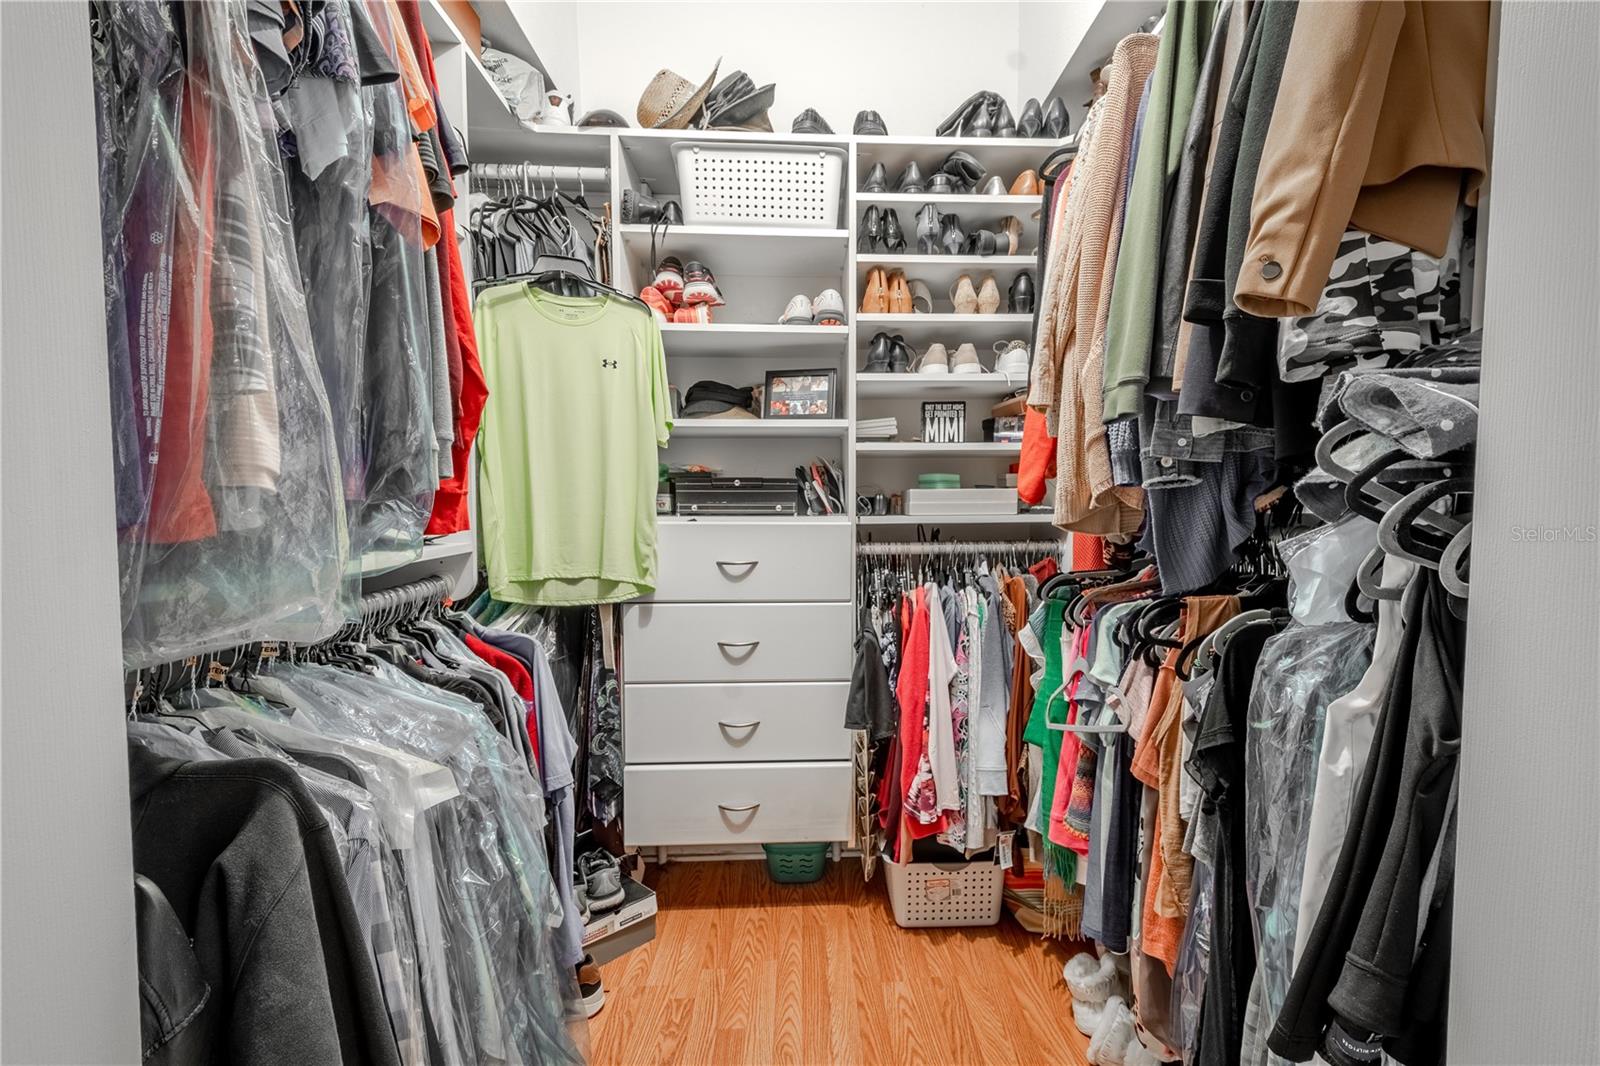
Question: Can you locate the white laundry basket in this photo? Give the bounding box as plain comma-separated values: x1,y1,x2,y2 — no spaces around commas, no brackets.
671,142,846,228
884,858,1005,928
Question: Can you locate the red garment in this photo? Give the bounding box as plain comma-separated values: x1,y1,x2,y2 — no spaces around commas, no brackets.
463,632,539,770
424,205,487,535
148,70,218,544
896,587,949,840
1072,533,1107,571
1028,556,1060,585
1016,406,1058,507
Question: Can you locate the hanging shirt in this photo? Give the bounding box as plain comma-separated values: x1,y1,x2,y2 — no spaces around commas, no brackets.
476,287,671,605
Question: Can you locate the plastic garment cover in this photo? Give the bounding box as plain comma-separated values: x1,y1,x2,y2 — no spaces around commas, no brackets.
238,662,587,1066
94,0,349,665
1279,515,1378,626
479,47,547,128
1243,623,1374,1064
1171,857,1216,1063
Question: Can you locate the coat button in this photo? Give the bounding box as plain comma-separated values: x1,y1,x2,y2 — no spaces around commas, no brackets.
1160,457,1174,468
1260,260,1283,280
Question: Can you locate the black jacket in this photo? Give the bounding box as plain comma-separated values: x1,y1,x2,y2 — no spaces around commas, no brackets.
128,745,403,1066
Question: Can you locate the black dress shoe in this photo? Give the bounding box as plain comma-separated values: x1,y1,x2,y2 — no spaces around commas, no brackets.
882,208,906,253
939,214,966,256
791,108,833,134
894,161,926,193
963,92,998,137
863,332,894,373
863,162,888,193
890,335,914,373
1018,97,1043,138
926,173,956,195
993,98,1017,138
854,110,888,135
1043,96,1069,139
858,205,882,253
1008,270,1035,313
962,228,1001,256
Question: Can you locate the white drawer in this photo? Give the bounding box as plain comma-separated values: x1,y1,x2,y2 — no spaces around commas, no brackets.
624,682,851,763
623,762,852,845
648,519,851,602
622,602,852,682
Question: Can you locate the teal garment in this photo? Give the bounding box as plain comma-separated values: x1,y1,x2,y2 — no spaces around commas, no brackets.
1103,0,1220,421
1024,596,1076,885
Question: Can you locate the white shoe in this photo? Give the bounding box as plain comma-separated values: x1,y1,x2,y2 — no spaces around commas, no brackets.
950,342,985,374
994,339,1030,378
1088,997,1134,1066
918,342,950,375
813,288,847,326
780,294,814,324
1063,951,1116,1003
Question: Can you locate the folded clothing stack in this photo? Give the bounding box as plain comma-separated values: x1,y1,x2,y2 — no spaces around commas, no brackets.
857,417,898,441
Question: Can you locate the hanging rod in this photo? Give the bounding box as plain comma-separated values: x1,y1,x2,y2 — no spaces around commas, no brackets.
357,574,450,617
469,162,608,186
856,538,1066,558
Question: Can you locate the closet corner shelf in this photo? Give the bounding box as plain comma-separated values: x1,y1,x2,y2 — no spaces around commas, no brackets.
854,373,1026,398
854,194,1041,209
670,418,850,439
659,322,849,357
855,441,1020,457
856,513,1056,527
620,225,849,276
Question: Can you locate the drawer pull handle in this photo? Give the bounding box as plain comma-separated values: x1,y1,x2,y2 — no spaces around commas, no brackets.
715,559,759,570
717,640,761,651
717,720,760,731
717,803,761,814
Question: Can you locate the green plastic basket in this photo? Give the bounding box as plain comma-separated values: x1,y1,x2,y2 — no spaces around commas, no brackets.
763,843,829,884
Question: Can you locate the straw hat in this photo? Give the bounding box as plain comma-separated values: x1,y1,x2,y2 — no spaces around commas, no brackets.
636,60,721,130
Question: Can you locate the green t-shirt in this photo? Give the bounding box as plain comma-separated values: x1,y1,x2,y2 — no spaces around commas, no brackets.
475,287,672,605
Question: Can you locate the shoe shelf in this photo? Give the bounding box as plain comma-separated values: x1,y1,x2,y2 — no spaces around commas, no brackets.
855,441,1020,457
670,418,850,439
854,373,1025,398
855,254,1036,292
855,193,1041,208
855,313,1033,347
659,322,849,358
619,224,848,277
857,513,1057,527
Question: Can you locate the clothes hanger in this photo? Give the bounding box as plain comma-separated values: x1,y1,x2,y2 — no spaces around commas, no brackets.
1376,477,1472,568
1439,520,1472,600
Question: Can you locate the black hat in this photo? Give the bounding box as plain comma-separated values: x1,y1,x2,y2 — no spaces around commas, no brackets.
680,380,756,419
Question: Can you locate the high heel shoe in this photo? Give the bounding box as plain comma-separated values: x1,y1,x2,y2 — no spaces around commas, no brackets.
887,270,913,314
863,331,894,373
977,274,1001,315
890,335,915,373
1009,169,1041,196
993,98,1017,138
882,207,906,253
979,175,1007,196
939,214,966,256
950,274,978,315
894,162,926,193
1018,97,1043,138
862,162,888,193
999,215,1023,255
915,204,941,254
860,267,889,314
858,205,882,253
1009,270,1036,313
965,93,997,137
962,227,1001,257
1042,96,1069,139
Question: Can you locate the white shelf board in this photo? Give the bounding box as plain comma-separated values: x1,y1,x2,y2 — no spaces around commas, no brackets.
620,224,849,276
855,136,1076,181
670,418,850,438
856,193,1040,208
660,322,849,358
855,373,1027,398
856,441,1020,457
856,313,1034,345
616,128,852,189
660,513,851,526
857,513,1057,527
855,254,1036,293
360,530,477,599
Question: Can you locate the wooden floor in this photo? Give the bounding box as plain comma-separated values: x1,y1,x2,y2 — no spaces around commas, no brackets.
587,860,1092,1066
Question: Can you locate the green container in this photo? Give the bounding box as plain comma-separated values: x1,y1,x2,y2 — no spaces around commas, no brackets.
918,472,962,489
762,842,829,884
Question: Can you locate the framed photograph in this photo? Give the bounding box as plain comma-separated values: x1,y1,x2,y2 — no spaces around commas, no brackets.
763,368,838,419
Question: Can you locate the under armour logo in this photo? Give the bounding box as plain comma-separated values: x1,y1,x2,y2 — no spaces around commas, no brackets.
601,359,618,369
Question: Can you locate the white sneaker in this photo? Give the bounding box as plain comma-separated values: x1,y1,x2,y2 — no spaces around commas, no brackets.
813,288,847,326
994,339,1030,378
918,342,950,375
780,293,814,324
951,342,985,374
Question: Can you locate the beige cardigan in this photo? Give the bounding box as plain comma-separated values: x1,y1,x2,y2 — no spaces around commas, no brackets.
1028,32,1158,535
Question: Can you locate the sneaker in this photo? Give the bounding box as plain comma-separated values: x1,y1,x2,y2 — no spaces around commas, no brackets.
576,953,605,1018
918,342,950,375
672,304,712,324
640,286,673,323
573,869,591,924
813,288,847,326
681,260,725,306
653,256,685,304
780,293,815,325
994,339,1030,378
579,850,626,911
950,342,985,374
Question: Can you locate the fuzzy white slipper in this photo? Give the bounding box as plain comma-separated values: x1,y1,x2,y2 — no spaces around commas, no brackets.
1087,997,1134,1066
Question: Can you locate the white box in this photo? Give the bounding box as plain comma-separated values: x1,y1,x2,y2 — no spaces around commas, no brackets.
903,488,1018,516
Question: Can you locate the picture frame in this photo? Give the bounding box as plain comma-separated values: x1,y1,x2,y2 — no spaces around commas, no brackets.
922,401,967,443
763,368,838,419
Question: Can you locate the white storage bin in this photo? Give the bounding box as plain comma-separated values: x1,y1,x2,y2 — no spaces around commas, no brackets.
904,488,1019,516
672,142,845,228
884,858,1005,927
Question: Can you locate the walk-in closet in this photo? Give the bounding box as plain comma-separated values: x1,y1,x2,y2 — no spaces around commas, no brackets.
2,1,1597,1065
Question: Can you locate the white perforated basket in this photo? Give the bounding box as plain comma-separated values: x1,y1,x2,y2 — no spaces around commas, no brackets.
671,142,846,228
884,858,1005,928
